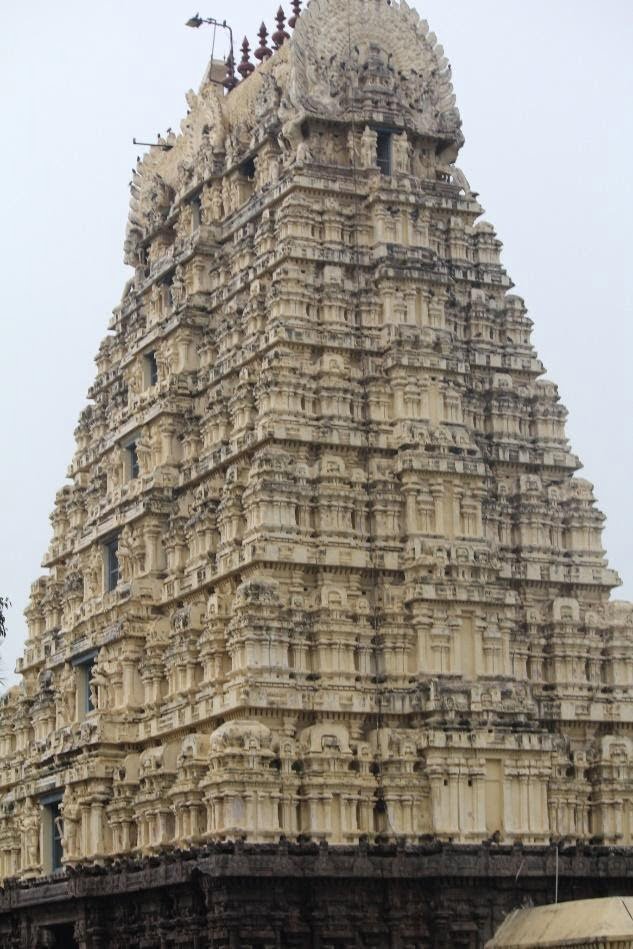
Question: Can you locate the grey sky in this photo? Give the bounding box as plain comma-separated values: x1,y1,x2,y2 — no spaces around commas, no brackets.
0,1,631,687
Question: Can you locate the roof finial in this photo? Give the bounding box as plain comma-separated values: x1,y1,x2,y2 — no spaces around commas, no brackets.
223,50,238,91
288,0,302,29
238,36,255,78
272,7,289,50
254,22,273,61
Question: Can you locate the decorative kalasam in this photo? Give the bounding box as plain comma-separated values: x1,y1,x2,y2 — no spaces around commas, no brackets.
2,0,632,895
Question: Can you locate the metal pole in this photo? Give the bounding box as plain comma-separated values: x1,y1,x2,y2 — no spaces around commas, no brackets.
555,844,559,904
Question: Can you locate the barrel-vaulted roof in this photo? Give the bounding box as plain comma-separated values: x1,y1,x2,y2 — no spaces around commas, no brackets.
487,898,633,948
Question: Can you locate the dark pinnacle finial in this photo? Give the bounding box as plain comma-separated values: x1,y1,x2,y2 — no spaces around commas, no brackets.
223,50,238,91
238,36,255,78
272,7,289,50
254,22,272,61
288,0,301,29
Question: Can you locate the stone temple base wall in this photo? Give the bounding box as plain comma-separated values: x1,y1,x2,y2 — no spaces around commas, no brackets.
2,843,633,949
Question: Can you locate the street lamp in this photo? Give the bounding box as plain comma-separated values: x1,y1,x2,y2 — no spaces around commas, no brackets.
185,13,236,90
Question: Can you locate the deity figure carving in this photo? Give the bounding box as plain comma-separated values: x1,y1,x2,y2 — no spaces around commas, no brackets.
149,282,162,317
136,431,156,474
360,126,377,169
170,266,187,309
127,360,144,400
154,347,170,384
84,546,103,599
56,791,81,861
201,183,223,223
117,528,133,582
392,132,412,174
268,153,281,184
58,666,76,725
89,654,113,711
222,178,232,215
449,164,472,197
19,800,39,869
295,140,312,163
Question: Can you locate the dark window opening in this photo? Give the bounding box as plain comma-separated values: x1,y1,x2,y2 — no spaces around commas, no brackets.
85,658,95,713
104,536,119,592
41,795,64,872
77,656,96,714
191,195,201,228
83,659,95,713
51,925,78,949
240,157,256,180
127,442,139,479
139,246,150,278
145,351,158,386
50,800,63,870
376,131,392,176
71,650,98,716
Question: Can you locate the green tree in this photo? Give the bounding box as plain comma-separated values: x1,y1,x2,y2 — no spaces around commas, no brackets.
0,597,9,639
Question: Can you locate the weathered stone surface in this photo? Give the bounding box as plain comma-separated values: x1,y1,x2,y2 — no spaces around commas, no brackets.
2,843,633,948
1,0,632,941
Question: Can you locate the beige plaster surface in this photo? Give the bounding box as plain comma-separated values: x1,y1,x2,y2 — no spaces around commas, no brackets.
486,897,633,948
1,0,632,880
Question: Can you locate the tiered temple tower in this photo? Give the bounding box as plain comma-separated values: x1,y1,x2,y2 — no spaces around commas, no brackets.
2,1,633,945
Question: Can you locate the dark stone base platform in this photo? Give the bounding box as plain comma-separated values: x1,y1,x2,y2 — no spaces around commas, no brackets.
3,841,633,948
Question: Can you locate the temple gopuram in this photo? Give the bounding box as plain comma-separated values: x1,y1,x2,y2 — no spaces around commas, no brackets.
2,1,633,945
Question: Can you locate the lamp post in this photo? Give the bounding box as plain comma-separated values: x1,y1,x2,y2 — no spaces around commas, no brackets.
186,14,237,91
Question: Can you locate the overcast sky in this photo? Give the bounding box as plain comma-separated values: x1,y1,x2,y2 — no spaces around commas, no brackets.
0,1,631,687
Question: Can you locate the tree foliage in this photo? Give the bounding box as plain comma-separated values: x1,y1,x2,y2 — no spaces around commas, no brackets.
0,597,9,639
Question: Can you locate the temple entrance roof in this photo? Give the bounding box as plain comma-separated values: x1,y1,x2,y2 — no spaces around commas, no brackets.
487,897,633,948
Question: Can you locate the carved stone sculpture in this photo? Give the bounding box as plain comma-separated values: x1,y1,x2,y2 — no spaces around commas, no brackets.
19,800,39,870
